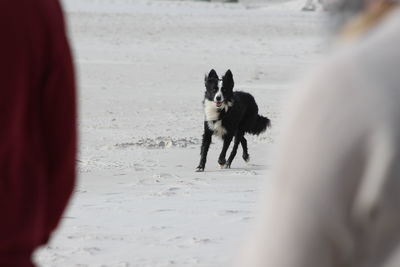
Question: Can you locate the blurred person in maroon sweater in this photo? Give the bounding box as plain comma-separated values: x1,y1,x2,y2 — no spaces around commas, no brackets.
0,0,76,266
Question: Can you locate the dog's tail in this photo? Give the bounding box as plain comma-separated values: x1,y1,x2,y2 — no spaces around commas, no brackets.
250,115,271,135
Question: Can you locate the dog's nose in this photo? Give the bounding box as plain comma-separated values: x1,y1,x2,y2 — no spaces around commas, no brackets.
216,96,221,101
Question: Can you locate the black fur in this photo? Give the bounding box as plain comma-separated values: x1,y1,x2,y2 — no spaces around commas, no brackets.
196,69,271,172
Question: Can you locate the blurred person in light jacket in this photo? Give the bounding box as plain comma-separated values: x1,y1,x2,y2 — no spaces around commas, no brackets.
237,0,400,267
0,0,76,266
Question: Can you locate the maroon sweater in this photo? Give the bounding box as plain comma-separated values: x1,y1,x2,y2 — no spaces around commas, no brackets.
0,0,76,266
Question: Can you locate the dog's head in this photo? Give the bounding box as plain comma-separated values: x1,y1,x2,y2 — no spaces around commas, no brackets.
204,69,234,108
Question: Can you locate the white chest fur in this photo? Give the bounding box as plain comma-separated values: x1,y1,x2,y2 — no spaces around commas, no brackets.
204,100,227,137
207,120,227,137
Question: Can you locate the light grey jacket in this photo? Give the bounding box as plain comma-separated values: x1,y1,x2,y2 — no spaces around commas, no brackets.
238,7,400,267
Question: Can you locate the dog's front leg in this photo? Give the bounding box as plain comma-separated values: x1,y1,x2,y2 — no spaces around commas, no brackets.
218,134,233,168
196,122,213,172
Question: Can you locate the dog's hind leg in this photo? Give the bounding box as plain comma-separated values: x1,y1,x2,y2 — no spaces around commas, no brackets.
196,122,213,172
218,134,233,168
226,131,245,168
241,136,250,162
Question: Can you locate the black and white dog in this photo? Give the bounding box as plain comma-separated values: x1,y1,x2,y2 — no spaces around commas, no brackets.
196,69,271,172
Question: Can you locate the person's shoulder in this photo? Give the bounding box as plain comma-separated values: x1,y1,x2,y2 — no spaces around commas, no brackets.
287,50,360,117
301,6,400,102
287,22,400,138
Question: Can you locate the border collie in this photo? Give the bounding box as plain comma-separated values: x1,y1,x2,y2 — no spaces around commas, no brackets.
196,69,271,172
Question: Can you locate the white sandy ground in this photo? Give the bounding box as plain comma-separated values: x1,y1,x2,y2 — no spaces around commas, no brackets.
34,0,325,266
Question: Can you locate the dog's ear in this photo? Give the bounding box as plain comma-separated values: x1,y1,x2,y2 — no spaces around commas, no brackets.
207,69,218,80
224,69,233,80
223,69,234,90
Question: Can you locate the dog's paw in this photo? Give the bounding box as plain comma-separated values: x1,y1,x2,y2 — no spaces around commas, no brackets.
224,162,231,169
243,153,250,163
218,158,226,166
195,167,204,172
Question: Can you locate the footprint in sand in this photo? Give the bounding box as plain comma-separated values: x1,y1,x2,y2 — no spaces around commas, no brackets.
73,247,101,256
156,187,181,196
191,237,215,245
